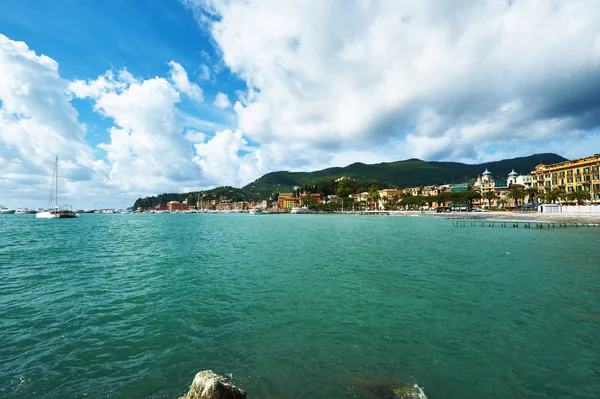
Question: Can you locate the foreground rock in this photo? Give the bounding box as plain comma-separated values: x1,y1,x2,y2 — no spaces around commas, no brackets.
392,384,428,399
355,378,428,399
179,370,246,399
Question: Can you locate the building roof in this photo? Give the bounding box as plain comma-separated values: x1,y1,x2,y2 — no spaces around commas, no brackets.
482,168,491,176
508,169,518,177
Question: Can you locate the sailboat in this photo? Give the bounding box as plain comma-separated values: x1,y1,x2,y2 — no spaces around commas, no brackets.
36,156,79,219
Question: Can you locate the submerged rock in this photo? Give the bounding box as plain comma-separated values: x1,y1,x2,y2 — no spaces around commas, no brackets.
355,378,428,399
179,370,246,399
392,384,427,399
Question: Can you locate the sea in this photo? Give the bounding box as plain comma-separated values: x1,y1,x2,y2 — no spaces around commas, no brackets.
1,213,599,398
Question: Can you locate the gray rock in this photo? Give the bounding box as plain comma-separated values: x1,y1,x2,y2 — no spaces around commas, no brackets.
179,370,246,399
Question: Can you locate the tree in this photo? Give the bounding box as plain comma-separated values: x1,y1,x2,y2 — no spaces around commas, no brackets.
567,190,591,205
368,186,380,210
482,191,497,208
546,187,565,204
464,191,482,210
524,187,539,206
336,185,353,211
507,187,525,209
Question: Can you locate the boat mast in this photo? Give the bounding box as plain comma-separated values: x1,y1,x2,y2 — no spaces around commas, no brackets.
55,156,59,208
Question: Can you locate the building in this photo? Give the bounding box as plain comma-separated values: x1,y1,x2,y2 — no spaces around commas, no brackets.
335,176,355,182
378,189,402,199
473,168,532,208
300,193,321,204
278,193,294,209
281,197,301,210
167,200,188,211
530,154,600,199
449,183,470,192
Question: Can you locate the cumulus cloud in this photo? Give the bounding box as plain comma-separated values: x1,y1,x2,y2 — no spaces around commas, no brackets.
193,129,260,186
167,60,204,102
184,0,600,162
213,92,231,109
0,33,98,207
0,33,268,208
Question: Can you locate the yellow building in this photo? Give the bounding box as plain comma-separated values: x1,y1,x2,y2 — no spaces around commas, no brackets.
531,154,600,199
282,197,301,210
378,189,402,199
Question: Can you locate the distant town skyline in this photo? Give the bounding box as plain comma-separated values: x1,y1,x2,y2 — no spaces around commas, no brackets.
1,0,600,208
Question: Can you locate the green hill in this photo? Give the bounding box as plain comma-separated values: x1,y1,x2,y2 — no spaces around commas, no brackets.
133,153,567,208
242,153,567,198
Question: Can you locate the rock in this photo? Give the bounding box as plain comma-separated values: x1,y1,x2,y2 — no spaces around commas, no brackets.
354,378,428,399
179,370,246,399
392,384,427,399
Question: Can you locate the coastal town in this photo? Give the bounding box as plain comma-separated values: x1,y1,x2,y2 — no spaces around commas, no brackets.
130,153,600,215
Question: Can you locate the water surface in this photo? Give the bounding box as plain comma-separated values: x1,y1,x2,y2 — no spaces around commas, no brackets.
1,214,599,398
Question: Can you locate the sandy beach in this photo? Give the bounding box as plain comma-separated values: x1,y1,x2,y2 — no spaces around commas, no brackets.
379,210,600,225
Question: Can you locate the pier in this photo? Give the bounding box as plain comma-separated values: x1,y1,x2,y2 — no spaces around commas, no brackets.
452,221,600,228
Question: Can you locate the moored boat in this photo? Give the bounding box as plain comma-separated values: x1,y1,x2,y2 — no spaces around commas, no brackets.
36,156,79,219
15,208,37,214
0,205,16,214
290,206,311,214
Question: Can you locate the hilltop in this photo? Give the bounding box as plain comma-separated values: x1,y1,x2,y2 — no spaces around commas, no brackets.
133,153,567,208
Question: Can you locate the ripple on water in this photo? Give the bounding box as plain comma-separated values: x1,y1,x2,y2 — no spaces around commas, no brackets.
1,214,600,398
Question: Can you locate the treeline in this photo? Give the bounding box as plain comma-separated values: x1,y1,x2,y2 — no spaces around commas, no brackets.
305,190,483,212
294,179,389,197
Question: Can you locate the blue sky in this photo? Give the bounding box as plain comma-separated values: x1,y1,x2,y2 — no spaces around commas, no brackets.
0,0,243,148
1,0,600,208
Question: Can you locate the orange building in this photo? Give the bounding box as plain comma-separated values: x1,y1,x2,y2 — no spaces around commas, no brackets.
167,201,188,211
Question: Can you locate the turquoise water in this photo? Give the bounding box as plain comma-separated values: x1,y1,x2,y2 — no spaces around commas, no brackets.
1,214,599,398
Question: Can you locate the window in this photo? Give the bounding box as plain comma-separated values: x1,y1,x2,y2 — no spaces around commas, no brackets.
567,170,573,176
576,169,581,175
545,174,551,178
561,179,565,185
576,176,582,182
568,186,574,193
552,173,557,178
559,172,565,177
568,177,574,183
584,167,590,174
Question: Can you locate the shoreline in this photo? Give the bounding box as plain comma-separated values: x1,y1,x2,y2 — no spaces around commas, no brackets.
415,210,600,225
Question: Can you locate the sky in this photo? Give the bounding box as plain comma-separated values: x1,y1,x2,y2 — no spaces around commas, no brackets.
1,0,600,209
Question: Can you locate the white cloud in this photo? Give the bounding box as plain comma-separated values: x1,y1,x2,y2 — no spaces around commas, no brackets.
167,60,204,102
193,129,261,186
74,73,208,194
0,33,263,208
213,92,231,109
184,0,600,162
199,64,210,80
0,33,98,207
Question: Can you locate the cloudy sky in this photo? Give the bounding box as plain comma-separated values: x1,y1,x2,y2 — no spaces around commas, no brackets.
1,0,600,208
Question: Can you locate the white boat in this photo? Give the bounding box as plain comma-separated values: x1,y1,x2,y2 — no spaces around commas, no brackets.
36,156,79,219
249,208,263,215
15,208,36,214
290,206,311,214
0,205,16,214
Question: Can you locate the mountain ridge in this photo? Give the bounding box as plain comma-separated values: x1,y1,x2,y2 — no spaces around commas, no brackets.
242,153,567,198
